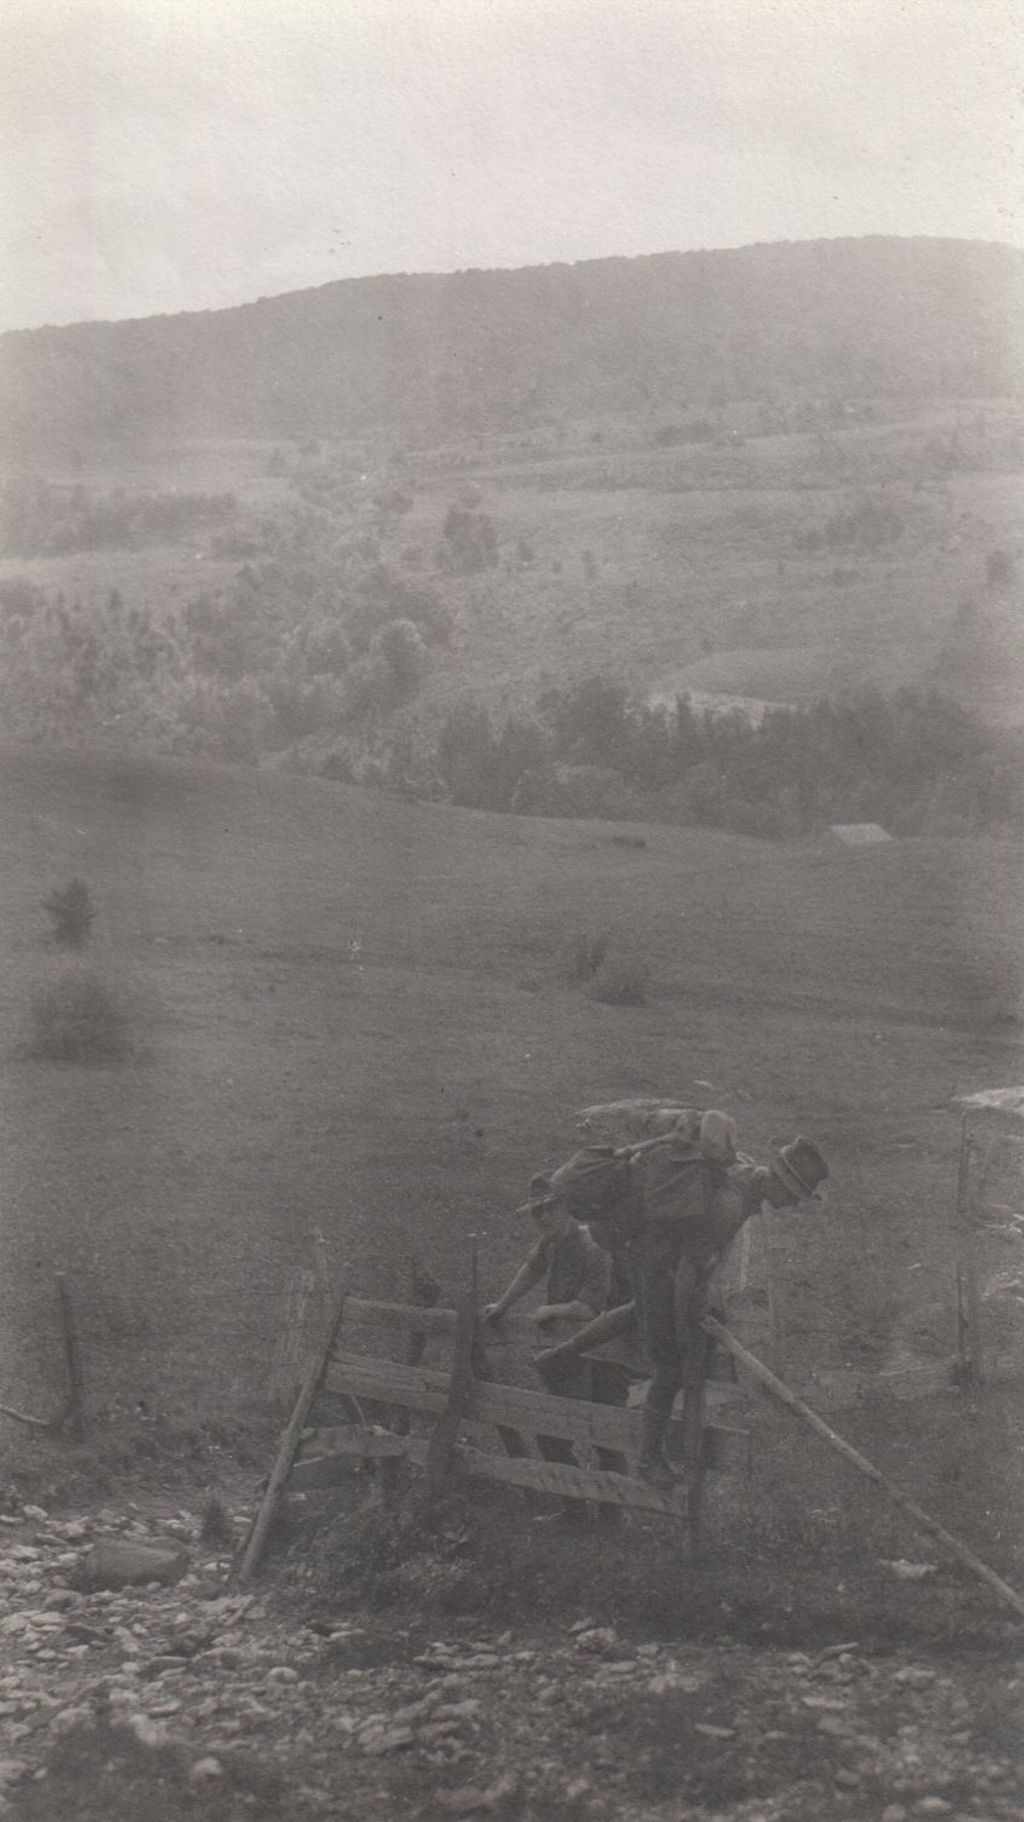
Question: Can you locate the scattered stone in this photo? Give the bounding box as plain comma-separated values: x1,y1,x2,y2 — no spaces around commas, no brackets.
573,1628,617,1655
358,1723,415,1756
21,1507,47,1522
433,1772,520,1815
187,1757,223,1783
51,1706,93,1736
648,1669,710,1696
141,1656,189,1677
881,1807,907,1822
82,1539,188,1591
122,1714,174,1750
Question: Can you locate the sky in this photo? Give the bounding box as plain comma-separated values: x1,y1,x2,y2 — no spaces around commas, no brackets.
1,0,1021,333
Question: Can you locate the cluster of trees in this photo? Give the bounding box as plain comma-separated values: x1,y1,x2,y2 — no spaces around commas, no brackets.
420,678,1021,838
0,476,237,557
0,513,452,760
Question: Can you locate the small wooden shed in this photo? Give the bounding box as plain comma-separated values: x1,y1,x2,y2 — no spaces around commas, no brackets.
825,822,893,846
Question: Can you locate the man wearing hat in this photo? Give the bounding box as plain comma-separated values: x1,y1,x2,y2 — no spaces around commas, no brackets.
536,1128,829,1489
481,1173,613,1336
482,1172,620,1517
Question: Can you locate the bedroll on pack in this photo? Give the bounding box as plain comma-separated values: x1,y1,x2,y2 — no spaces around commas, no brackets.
631,1109,740,1229
548,1145,635,1221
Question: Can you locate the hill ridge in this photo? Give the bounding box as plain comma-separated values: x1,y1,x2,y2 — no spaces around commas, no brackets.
1,235,1019,452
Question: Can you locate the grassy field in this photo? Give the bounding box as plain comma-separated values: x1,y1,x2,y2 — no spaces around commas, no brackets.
0,746,1019,1437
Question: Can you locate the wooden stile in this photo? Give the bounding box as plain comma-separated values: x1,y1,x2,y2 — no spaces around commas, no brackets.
238,1286,753,1553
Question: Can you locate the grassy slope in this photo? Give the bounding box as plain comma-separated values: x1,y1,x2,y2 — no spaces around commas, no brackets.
0,747,1019,1434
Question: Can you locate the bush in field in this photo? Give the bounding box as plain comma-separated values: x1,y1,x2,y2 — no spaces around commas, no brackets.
42,878,96,949
438,503,498,574
28,967,132,1063
556,929,609,985
373,618,429,697
199,1491,236,1549
587,950,650,1006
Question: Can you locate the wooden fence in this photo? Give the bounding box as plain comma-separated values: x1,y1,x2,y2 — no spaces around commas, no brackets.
236,1289,749,1583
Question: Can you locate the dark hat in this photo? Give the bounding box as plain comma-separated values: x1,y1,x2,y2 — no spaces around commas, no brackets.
515,1172,560,1218
771,1136,829,1203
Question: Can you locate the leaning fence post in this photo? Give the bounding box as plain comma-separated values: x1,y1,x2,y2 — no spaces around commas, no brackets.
422,1238,479,1504
953,1114,984,1386
235,1287,348,1585
702,1315,1024,1625
55,1274,85,1441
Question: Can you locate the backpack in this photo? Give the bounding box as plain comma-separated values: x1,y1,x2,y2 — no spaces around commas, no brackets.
549,1144,637,1222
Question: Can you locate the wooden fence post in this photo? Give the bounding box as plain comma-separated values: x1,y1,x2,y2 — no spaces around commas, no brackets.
236,1288,348,1585
953,1115,984,1386
56,1274,85,1441
422,1285,477,1504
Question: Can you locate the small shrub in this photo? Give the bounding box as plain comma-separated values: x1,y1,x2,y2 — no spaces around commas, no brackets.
556,929,609,984
42,877,96,949
587,951,650,1006
199,1491,235,1549
28,967,132,1063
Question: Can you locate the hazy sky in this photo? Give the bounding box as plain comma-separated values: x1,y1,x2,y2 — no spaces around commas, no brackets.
1,0,1020,333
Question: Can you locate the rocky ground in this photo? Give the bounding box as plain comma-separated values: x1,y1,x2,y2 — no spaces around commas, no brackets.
0,1488,1021,1822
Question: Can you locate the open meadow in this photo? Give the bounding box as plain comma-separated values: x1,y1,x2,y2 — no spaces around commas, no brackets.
1,745,1020,1576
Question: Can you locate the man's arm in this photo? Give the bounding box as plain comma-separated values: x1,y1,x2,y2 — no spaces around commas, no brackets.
534,1300,637,1365
481,1243,546,1323
534,1229,614,1327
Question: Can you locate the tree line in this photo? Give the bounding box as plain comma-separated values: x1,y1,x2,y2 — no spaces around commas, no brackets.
418,678,1021,838
0,565,1018,839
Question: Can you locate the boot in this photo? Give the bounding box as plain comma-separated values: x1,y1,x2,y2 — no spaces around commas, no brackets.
637,1402,681,1490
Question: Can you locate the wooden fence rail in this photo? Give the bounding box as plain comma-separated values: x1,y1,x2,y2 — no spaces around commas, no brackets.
236,1287,746,1581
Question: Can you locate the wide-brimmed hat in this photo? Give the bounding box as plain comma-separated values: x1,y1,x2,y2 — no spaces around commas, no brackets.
515,1172,561,1218
770,1136,829,1202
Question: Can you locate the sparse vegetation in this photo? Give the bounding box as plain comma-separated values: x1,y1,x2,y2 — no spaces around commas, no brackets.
556,928,609,985
199,1489,236,1549
586,949,651,1006
43,877,96,949
0,475,237,557
28,966,132,1063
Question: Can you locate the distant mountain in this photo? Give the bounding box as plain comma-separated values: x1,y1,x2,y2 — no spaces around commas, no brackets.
0,237,1019,453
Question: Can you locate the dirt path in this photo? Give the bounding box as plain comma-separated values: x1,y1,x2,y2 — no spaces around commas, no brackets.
1,1494,1021,1822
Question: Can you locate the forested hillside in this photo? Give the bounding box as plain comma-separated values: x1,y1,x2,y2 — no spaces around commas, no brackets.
1,237,1019,453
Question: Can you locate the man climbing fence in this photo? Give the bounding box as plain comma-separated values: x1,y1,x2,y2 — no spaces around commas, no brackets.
535,1112,830,1487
